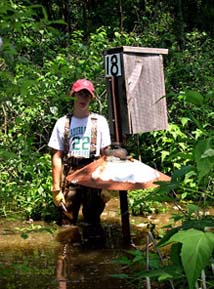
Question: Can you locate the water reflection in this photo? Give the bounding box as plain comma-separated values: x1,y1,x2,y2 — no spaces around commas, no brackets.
0,198,181,289
54,222,133,289
55,242,130,289
0,219,132,289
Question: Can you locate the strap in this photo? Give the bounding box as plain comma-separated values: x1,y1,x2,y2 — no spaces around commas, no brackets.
63,113,72,162
90,113,97,154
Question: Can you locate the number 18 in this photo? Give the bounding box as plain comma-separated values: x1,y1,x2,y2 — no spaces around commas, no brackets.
105,53,122,77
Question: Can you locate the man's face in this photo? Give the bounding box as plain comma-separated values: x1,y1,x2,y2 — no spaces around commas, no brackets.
74,89,92,111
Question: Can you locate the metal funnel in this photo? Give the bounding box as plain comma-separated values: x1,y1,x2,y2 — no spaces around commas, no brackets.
66,156,170,190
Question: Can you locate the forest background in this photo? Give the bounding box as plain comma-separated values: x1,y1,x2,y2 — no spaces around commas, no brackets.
0,1,214,288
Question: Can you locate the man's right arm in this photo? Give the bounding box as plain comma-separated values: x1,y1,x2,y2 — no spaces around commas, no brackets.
51,150,65,206
51,150,63,191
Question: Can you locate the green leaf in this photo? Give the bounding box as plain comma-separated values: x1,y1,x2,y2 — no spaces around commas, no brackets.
157,227,181,247
180,117,191,126
161,150,170,162
170,243,182,266
21,233,29,239
169,229,214,289
114,32,120,38
201,148,214,158
194,138,214,179
185,90,204,105
187,204,200,217
158,272,173,281
0,150,18,160
172,166,193,181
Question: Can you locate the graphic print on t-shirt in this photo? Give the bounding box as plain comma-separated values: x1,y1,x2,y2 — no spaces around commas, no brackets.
69,118,91,158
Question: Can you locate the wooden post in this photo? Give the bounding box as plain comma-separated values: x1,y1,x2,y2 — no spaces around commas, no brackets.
119,190,131,245
109,76,131,245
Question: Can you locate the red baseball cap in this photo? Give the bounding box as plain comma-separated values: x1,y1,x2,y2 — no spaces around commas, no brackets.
70,79,95,98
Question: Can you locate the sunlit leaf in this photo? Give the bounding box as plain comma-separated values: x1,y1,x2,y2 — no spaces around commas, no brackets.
169,229,214,289
161,150,170,162
201,148,214,158
158,272,173,281
194,138,214,179
180,117,191,126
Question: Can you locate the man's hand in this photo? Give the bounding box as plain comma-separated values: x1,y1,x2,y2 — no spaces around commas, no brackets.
52,190,65,207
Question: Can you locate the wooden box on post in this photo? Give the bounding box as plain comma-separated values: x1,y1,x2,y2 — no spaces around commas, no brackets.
103,46,168,245
104,46,169,137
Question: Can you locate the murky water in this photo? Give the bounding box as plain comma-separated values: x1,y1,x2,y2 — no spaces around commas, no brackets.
0,213,135,289
0,243,130,289
0,197,177,289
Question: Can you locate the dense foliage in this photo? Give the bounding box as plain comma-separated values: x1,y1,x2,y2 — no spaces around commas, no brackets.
0,0,213,288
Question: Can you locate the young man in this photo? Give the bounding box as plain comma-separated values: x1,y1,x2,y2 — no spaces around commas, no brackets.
48,79,111,232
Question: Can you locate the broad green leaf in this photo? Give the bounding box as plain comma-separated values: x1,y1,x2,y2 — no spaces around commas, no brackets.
169,229,214,289
172,165,193,182
170,243,182,266
193,138,214,179
185,90,204,105
157,227,181,247
154,180,177,194
132,265,182,280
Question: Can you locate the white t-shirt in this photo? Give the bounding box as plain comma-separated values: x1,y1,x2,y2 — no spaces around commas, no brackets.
48,113,111,158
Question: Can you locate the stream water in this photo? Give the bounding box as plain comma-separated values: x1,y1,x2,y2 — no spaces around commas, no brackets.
0,197,175,289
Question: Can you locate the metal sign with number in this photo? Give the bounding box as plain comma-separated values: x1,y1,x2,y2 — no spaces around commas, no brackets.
105,53,122,77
